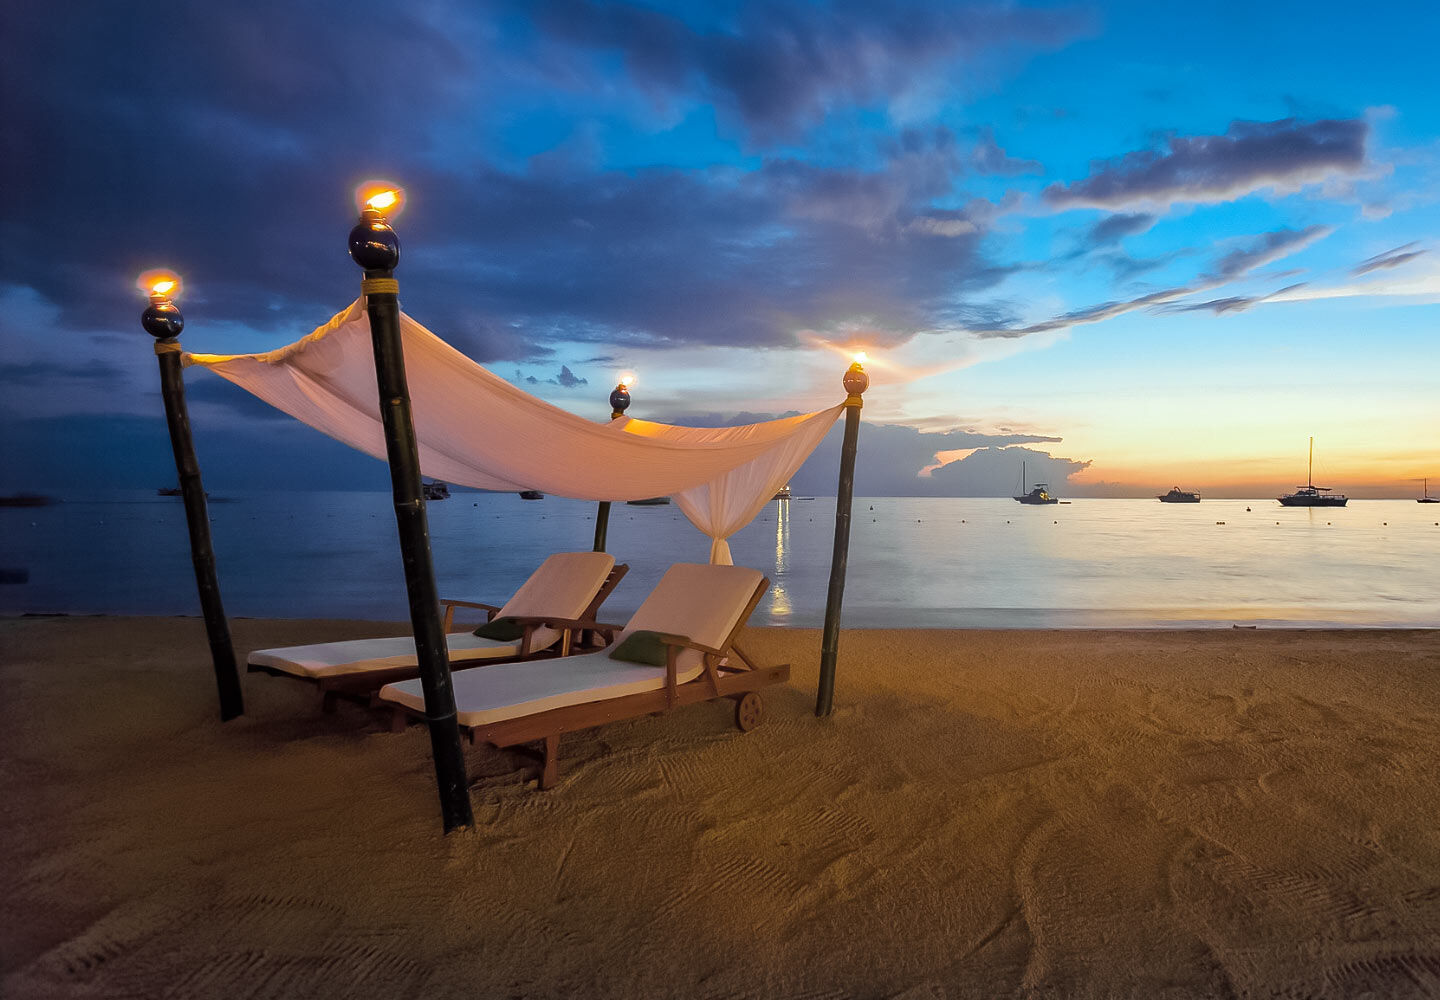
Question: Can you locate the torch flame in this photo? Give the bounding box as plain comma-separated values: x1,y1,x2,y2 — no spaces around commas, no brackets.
366,190,398,212
137,269,182,300
618,372,636,388
356,181,406,217
852,351,868,364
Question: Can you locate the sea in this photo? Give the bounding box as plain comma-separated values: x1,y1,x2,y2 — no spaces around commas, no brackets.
3,491,1438,628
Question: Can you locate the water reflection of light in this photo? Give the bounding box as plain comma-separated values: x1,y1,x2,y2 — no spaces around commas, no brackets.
770,499,792,617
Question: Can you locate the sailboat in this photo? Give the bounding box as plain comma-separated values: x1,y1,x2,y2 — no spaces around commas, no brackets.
1013,460,1059,505
1277,437,1347,507
1419,478,1439,504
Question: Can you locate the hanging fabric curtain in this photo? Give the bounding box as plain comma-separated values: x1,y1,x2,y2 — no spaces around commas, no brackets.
185,299,840,561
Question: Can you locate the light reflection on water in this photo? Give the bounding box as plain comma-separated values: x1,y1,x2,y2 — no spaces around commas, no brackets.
2,491,1437,628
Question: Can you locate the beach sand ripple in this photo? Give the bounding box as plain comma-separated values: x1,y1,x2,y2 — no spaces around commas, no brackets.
1,618,1438,998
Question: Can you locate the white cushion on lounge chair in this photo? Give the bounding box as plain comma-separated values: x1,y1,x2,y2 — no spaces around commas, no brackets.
379,562,763,725
248,632,525,679
247,551,615,679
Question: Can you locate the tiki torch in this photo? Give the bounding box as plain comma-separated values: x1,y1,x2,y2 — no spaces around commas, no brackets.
592,373,633,553
349,186,474,833
141,272,245,721
816,353,868,717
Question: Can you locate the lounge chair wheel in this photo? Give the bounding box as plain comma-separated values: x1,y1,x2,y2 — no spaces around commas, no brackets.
735,692,764,732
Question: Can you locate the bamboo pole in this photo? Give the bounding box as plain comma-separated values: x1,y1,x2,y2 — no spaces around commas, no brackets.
591,381,631,552
815,360,868,717
349,198,474,833
143,287,245,721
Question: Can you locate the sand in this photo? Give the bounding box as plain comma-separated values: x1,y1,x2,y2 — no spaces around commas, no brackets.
1,617,1438,999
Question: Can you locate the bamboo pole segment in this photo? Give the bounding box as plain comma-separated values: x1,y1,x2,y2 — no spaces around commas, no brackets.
815,359,868,717
142,283,245,722
591,381,631,552
348,196,474,833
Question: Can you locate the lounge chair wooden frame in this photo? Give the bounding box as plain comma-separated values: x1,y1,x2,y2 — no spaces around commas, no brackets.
385,574,789,789
247,564,629,711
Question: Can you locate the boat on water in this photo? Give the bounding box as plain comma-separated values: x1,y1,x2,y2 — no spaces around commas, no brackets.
626,497,670,506
157,486,209,499
1158,487,1201,503
422,480,450,501
518,490,544,501
1,493,57,507
1419,478,1439,504
773,484,792,501
1277,438,1347,507
1013,461,1059,505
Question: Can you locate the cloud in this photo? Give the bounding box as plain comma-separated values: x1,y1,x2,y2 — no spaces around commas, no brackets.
971,127,1042,176
1042,118,1369,210
978,226,1331,337
1207,225,1332,279
1352,242,1427,276
1086,213,1156,245
524,0,1090,142
553,365,588,388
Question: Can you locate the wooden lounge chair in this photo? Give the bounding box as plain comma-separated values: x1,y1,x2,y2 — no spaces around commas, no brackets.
378,562,789,789
247,551,628,710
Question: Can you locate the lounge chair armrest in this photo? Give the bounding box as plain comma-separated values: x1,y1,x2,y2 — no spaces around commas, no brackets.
440,599,504,630
441,599,503,613
653,633,727,657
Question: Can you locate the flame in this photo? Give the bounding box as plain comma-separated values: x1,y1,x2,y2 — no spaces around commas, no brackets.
355,181,406,217
618,372,636,388
852,350,869,365
137,269,182,300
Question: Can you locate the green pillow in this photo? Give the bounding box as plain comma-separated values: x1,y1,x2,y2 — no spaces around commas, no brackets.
472,616,526,641
608,630,672,666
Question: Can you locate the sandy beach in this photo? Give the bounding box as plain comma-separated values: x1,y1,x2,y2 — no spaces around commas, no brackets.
2,616,1438,999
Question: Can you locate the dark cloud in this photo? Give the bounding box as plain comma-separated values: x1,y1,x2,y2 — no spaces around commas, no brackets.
1161,283,1308,316
971,127,1042,176
927,446,1090,495
1042,118,1369,209
980,226,1328,337
1086,213,1156,245
1352,242,1427,276
1208,225,1331,280
524,0,1090,142
553,365,588,388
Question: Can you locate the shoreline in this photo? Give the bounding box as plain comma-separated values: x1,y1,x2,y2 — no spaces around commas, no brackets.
3,617,1438,998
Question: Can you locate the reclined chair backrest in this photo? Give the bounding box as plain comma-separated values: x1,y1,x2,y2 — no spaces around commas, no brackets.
623,563,764,670
496,551,616,649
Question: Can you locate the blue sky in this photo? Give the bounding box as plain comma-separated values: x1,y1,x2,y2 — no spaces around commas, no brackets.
2,0,1436,496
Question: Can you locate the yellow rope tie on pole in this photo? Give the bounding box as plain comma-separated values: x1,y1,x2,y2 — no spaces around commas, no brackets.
362,278,400,296
153,340,184,356
844,394,864,407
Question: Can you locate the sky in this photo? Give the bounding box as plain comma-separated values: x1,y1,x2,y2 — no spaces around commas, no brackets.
2,0,1437,498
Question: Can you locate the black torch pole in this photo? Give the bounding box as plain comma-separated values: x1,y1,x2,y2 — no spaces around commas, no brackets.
815,361,868,717
349,204,473,833
592,382,631,552
144,294,245,721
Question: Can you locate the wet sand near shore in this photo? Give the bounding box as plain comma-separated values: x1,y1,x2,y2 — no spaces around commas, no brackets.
2,616,1438,999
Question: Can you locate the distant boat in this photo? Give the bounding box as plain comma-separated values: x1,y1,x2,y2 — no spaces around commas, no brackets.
626,496,670,506
1277,437,1347,507
158,485,209,499
518,490,544,501
773,484,792,501
1420,478,1439,504
0,493,56,507
1158,487,1201,503
422,480,450,501
1013,461,1059,505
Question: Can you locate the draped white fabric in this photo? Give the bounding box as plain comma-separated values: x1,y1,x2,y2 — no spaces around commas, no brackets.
184,299,841,562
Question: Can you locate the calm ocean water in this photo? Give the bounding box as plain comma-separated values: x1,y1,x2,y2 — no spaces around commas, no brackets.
3,491,1437,628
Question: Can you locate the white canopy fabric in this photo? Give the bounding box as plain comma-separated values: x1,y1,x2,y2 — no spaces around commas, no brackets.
184,299,841,563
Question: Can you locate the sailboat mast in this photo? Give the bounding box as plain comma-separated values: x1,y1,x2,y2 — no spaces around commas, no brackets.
1308,436,1314,488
